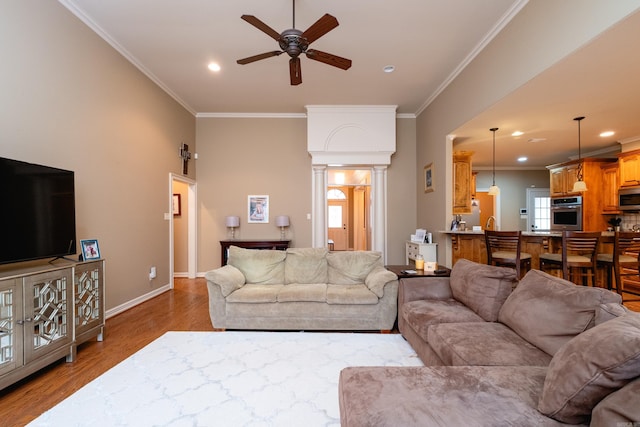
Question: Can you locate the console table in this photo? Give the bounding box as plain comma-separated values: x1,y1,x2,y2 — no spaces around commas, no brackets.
220,240,290,266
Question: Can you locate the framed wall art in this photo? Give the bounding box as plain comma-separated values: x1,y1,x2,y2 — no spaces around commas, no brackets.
248,195,269,223
80,239,101,260
424,163,434,193
172,193,181,216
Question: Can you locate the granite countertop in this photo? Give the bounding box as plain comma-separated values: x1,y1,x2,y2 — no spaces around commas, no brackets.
439,230,615,237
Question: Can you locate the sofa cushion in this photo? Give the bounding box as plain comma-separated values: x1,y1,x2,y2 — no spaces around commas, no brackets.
339,366,569,427
225,284,284,303
591,375,640,425
449,259,517,322
277,283,327,303
284,247,328,284
326,284,378,305
538,313,640,424
428,322,552,366
228,246,286,285
498,269,622,356
401,299,484,342
327,251,382,285
594,302,632,326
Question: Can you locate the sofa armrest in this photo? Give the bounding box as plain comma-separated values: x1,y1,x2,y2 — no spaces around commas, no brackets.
365,266,398,298
204,264,246,297
398,277,453,306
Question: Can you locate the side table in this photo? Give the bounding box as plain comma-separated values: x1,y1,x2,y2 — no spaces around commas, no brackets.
385,265,451,279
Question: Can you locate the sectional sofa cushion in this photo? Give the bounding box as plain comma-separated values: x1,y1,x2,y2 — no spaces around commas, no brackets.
448,258,517,322
401,299,485,342
284,247,328,284
498,269,622,356
327,251,382,285
538,313,640,424
428,322,552,366
591,376,640,425
594,302,632,325
228,246,286,285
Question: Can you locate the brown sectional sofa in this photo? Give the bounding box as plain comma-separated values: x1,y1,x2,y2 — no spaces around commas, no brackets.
339,259,640,426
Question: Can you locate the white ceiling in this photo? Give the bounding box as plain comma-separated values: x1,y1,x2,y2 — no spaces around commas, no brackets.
59,0,640,168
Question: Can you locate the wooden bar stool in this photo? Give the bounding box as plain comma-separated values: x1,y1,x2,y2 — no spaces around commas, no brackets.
597,231,640,301
540,231,600,286
484,230,531,279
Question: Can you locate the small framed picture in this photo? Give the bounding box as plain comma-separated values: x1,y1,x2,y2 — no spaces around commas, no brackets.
248,195,269,223
80,239,101,261
173,194,181,216
424,163,434,193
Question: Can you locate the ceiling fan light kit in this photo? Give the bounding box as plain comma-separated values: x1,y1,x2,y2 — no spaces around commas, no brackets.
236,0,352,85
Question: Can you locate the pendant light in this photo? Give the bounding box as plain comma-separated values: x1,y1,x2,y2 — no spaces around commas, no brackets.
572,116,588,192
488,127,500,196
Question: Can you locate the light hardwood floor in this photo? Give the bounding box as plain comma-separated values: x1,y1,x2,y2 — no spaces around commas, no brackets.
1,278,639,426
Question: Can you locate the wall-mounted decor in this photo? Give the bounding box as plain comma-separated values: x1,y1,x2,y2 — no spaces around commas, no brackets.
424,163,434,193
173,194,181,216
80,239,101,260
248,195,269,223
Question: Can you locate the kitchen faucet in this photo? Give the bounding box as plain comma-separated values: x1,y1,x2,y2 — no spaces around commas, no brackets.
486,216,497,230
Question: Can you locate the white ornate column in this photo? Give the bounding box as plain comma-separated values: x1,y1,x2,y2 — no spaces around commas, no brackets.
312,165,327,248
371,165,387,257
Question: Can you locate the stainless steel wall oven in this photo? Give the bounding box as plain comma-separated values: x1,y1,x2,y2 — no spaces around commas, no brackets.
551,196,582,231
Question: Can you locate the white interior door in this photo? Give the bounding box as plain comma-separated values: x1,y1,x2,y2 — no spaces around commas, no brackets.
527,188,551,232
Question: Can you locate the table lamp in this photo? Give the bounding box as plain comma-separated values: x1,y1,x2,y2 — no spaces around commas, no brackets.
275,215,290,240
225,215,240,239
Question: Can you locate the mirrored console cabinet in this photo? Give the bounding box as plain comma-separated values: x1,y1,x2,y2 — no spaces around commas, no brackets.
0,259,105,390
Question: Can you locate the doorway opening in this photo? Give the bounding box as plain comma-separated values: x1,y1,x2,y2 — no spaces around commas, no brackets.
327,169,371,251
170,174,197,284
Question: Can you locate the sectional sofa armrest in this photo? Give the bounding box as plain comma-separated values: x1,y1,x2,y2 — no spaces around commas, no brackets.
398,277,453,306
204,264,246,297
365,266,398,298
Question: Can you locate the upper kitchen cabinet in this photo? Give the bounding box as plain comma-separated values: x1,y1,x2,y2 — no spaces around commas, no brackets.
618,149,640,187
601,162,620,213
453,151,473,214
549,163,579,196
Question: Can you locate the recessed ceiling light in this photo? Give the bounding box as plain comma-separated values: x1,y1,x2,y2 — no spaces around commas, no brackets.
517,156,528,162
600,131,615,137
527,138,547,143
512,131,524,137
208,62,221,72
383,65,395,73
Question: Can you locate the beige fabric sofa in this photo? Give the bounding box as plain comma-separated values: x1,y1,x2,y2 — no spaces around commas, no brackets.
204,246,398,331
339,259,640,426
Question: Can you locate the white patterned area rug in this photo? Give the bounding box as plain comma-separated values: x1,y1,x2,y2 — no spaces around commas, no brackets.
28,331,422,427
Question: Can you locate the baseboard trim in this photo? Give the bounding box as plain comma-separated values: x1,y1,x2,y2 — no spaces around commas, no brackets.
105,284,172,319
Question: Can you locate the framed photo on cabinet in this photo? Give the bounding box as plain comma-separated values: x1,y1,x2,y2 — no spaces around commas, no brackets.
80,239,101,261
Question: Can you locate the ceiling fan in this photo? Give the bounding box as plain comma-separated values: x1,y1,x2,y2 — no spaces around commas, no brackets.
236,0,352,85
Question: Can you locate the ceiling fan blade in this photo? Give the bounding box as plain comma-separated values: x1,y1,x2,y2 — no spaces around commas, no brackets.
301,14,339,44
289,57,302,85
306,49,352,70
241,15,281,41
237,51,283,65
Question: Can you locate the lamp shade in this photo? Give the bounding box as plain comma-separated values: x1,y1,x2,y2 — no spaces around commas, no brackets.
572,180,588,192
225,216,240,227
275,215,290,227
488,185,500,196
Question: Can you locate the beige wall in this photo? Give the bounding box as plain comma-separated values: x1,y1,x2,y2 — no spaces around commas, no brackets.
196,116,417,272
0,2,195,311
416,0,640,267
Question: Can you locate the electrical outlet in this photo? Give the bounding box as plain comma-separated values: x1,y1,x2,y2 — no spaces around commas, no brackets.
149,266,157,280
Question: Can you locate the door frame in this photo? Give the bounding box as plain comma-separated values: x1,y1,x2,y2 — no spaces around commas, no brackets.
169,173,197,284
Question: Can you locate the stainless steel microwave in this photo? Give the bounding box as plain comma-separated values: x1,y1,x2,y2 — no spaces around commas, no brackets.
619,187,640,211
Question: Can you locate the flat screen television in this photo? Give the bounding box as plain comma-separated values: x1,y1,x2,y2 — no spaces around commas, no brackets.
0,157,76,265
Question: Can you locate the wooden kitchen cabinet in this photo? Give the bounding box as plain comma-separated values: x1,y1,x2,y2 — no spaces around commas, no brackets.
601,162,620,213
618,149,640,187
549,164,579,196
453,151,473,214
547,158,616,231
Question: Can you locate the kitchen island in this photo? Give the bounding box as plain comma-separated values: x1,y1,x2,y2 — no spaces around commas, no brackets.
441,230,614,271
